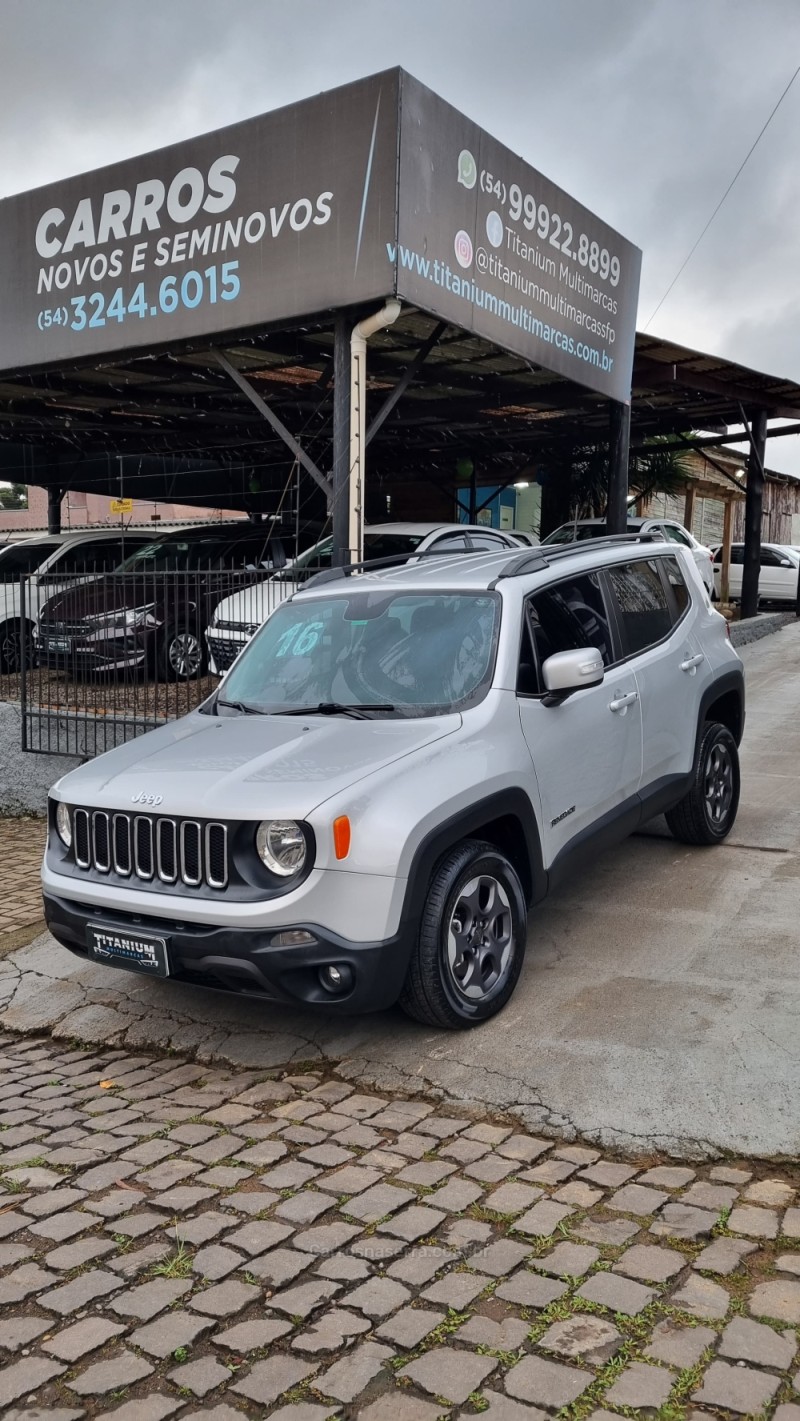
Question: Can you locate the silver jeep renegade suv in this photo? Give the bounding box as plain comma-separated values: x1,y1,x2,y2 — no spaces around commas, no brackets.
43,536,744,1030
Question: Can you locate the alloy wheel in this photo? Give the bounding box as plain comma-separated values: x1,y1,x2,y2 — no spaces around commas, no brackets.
168,632,202,679
446,873,514,1002
0,627,22,673
704,741,734,826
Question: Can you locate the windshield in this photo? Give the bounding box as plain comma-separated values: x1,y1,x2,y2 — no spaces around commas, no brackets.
275,531,427,584
0,541,61,576
219,590,500,716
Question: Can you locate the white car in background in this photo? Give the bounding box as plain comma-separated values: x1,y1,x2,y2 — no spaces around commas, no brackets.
0,528,153,672
206,521,524,673
711,542,799,604
542,516,715,596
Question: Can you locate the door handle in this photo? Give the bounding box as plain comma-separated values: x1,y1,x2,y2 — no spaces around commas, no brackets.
680,653,704,673
608,691,639,714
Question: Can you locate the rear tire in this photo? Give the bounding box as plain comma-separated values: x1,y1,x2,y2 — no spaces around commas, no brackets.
666,721,740,845
399,839,527,1029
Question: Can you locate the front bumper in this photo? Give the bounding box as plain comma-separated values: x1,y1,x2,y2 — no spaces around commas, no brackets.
39,630,149,673
43,890,414,1014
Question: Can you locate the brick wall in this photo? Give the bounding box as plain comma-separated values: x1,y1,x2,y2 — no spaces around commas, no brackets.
0,486,245,535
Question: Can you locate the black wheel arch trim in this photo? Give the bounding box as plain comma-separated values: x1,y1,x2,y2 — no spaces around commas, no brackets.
696,667,745,750
399,789,546,936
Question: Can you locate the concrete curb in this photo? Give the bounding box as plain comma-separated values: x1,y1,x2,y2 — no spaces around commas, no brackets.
729,611,795,647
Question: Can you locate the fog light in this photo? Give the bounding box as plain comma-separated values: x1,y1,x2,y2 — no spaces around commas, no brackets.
319,963,353,994
273,930,317,947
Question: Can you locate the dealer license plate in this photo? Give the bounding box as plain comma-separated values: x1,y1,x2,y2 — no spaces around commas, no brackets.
87,923,170,977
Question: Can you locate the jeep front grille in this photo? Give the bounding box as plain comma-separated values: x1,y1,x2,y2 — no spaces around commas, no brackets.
72,809,228,890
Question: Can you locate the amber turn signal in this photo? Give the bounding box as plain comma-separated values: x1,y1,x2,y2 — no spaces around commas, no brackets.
333,815,351,860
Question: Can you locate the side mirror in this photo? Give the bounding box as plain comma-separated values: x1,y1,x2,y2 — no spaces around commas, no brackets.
542,647,605,706
780,558,793,567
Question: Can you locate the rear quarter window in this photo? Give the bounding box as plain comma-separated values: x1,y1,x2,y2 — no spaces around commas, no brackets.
662,555,691,617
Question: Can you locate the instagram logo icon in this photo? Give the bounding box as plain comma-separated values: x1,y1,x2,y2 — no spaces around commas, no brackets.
453,229,473,269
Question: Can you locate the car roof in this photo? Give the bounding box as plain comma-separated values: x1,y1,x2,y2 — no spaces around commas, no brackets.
555,516,648,529
146,522,277,542
364,522,515,537
712,540,795,550
6,528,153,548
294,537,679,597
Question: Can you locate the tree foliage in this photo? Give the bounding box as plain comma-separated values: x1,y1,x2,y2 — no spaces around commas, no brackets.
549,435,693,519
0,483,28,510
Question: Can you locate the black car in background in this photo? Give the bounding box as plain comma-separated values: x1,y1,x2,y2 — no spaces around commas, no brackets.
38,523,286,679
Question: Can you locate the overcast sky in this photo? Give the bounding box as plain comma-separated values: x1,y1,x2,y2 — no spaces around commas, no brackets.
2,0,800,473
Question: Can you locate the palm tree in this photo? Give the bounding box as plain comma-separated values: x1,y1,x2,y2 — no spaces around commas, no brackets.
550,434,693,520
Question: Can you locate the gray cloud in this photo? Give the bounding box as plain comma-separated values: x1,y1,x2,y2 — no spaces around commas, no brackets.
2,0,800,472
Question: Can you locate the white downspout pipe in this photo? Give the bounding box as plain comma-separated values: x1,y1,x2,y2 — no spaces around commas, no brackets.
349,299,401,563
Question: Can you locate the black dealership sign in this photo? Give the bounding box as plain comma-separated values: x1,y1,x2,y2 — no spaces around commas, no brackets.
0,69,641,402
396,75,641,403
0,71,400,373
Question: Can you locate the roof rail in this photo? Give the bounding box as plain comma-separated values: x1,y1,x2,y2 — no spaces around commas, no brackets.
303,545,505,589
492,532,663,582
303,531,665,591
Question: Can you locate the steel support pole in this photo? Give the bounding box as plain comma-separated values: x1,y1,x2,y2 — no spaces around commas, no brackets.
720,497,733,605
47,485,62,534
606,400,630,534
332,315,351,566
683,484,696,534
740,407,768,620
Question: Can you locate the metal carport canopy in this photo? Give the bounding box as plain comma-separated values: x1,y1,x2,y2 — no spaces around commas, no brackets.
0,318,799,503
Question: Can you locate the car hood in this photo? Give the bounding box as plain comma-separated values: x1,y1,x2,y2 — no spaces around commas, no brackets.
41,577,155,622
212,581,297,625
54,709,462,820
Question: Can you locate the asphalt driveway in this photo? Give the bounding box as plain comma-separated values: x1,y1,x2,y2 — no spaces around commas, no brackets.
2,624,800,1160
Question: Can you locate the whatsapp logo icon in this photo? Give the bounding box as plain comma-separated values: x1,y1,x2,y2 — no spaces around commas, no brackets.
457,149,477,190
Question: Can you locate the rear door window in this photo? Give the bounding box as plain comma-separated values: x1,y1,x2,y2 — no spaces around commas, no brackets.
606,559,673,656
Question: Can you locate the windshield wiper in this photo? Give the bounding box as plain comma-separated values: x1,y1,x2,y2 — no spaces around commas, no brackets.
216,698,264,716
273,702,396,720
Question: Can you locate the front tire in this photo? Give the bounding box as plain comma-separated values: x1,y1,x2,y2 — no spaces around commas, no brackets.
160,626,205,681
0,619,33,673
399,839,527,1029
666,721,740,845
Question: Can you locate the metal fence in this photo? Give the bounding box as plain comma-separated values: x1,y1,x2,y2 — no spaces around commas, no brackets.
0,561,296,757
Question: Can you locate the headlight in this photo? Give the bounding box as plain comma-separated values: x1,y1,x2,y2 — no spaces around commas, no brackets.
256,820,306,877
86,605,157,630
56,801,72,848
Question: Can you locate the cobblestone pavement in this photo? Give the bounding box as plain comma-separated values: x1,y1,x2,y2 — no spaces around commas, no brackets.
0,818,46,943
1,1031,800,1419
